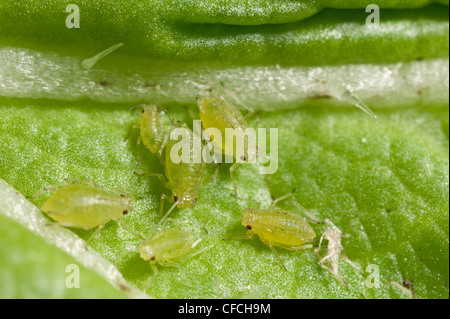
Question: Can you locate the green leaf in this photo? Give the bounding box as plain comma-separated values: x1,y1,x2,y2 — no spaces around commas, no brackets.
0,0,448,299
0,182,140,298
0,98,448,298
0,1,448,64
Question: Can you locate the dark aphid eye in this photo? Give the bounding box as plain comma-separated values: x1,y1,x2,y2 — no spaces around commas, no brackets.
142,109,145,113
120,194,126,198
246,225,252,230
123,210,128,215
194,198,198,203
174,196,178,202
150,256,156,261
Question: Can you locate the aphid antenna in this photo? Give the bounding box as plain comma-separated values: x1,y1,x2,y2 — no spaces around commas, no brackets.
128,104,145,111
81,43,123,70
26,179,77,198
195,96,205,113
118,219,145,240
162,108,176,127
291,200,323,224
269,192,295,209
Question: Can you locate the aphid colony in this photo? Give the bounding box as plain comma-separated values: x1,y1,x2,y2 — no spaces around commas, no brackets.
27,89,355,287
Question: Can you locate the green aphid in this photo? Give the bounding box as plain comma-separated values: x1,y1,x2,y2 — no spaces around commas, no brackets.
224,193,320,271
28,182,138,246
136,122,218,220
127,104,172,164
138,226,209,276
196,83,256,195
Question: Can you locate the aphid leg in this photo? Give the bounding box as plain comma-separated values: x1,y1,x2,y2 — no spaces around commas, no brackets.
84,224,105,249
187,244,213,261
202,164,220,186
315,248,348,288
158,199,178,227
290,243,315,250
159,261,190,285
45,221,89,228
157,124,174,166
118,219,145,240
136,135,143,166
201,205,212,234
134,171,170,189
222,233,253,241
150,263,159,276
267,243,288,271
342,254,364,276
229,162,240,197
124,124,139,146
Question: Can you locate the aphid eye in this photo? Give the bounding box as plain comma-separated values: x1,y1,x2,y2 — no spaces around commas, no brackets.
174,196,178,202
194,198,198,203
142,109,145,113
120,194,126,198
240,156,247,161
246,225,252,230
150,256,156,261
123,210,128,215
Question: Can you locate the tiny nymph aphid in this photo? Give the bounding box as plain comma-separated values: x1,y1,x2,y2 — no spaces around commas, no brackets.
127,104,173,164
138,226,209,276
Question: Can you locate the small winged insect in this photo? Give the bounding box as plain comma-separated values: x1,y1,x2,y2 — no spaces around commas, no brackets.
224,193,320,271
126,104,173,164
28,181,139,246
196,82,257,196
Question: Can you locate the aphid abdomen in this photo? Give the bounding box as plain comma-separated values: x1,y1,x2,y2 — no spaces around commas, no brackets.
244,209,316,248
140,105,164,153
42,185,130,229
150,228,195,262
199,97,248,147
165,126,204,209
